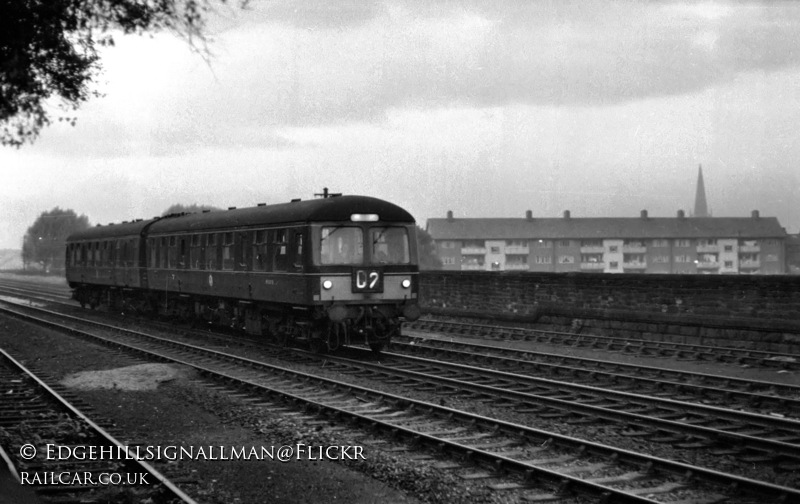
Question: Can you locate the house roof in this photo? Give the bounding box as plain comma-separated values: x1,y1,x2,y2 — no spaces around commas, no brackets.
426,216,786,241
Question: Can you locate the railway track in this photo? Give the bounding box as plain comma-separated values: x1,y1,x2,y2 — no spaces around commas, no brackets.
0,348,197,504
389,335,800,418
1,301,798,503
406,318,800,370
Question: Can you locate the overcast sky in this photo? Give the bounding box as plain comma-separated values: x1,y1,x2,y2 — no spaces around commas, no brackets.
2,0,799,249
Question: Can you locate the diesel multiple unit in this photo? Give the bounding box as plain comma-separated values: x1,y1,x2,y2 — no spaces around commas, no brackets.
65,195,421,352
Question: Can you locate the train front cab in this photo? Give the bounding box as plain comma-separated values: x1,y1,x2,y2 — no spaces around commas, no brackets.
310,213,420,352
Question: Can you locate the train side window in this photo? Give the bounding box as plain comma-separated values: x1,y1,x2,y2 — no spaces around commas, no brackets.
157,237,166,268
179,237,187,268
293,231,304,271
148,239,156,268
206,234,218,270
222,232,234,270
121,241,129,267
189,234,202,269
168,236,177,268
253,230,268,271
273,229,288,271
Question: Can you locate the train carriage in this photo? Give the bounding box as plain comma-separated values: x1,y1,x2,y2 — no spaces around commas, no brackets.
65,194,421,352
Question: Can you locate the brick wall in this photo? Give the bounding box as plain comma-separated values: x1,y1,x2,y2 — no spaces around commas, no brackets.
419,271,800,340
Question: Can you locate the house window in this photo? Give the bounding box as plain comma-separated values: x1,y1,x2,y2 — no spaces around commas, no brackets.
609,261,618,269
558,255,575,264
653,255,669,263
535,256,552,264
560,240,571,247
652,239,669,247
675,239,691,247
724,261,733,268
442,257,456,265
724,245,733,252
441,241,455,249
490,246,500,254
609,246,618,253
534,240,552,248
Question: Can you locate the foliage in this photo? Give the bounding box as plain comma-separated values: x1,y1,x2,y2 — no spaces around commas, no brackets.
162,203,221,216
416,225,442,270
22,208,89,271
1,0,245,147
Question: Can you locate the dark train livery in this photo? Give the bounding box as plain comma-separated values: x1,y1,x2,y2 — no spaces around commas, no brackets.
65,194,421,352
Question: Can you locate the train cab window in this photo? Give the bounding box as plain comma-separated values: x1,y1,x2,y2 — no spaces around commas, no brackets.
273,229,288,271
253,230,268,271
189,235,202,269
369,227,409,264
319,227,363,265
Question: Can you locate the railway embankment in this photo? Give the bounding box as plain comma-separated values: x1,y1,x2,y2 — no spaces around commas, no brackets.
419,271,800,353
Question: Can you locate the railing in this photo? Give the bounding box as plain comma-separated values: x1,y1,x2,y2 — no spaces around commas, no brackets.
579,246,604,253
461,247,487,255
622,262,647,269
739,260,761,268
580,262,605,270
697,244,719,253
505,263,530,271
696,261,719,269
622,245,646,253
739,245,760,253
461,264,485,271
504,246,530,254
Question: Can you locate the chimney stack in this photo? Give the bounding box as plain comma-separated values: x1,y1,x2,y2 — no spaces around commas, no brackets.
751,210,760,219
525,210,533,221
563,210,571,219
640,210,648,219
677,209,685,219
446,210,454,222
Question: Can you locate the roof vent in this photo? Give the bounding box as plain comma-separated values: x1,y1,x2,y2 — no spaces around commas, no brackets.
677,209,685,219
291,198,301,203
446,210,454,222
228,207,236,210
202,210,210,213
257,203,266,207
752,210,760,219
640,210,648,219
563,210,571,219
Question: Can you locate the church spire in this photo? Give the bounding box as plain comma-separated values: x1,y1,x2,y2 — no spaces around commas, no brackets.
694,164,709,217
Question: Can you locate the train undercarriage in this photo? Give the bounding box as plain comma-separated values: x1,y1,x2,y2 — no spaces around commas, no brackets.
72,285,404,353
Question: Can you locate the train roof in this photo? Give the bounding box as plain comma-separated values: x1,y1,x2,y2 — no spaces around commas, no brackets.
67,218,158,242
69,196,415,242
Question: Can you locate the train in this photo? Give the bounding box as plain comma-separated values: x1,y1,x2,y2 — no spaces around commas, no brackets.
64,193,421,353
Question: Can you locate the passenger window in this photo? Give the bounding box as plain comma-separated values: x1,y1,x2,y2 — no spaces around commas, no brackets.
206,234,218,270
253,230,268,271
293,231,304,271
222,232,234,270
273,229,288,271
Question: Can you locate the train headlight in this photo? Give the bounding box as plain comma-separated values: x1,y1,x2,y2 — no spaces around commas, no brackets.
322,280,333,290
401,279,411,289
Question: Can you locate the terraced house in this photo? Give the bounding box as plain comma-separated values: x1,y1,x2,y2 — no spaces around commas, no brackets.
426,209,787,275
